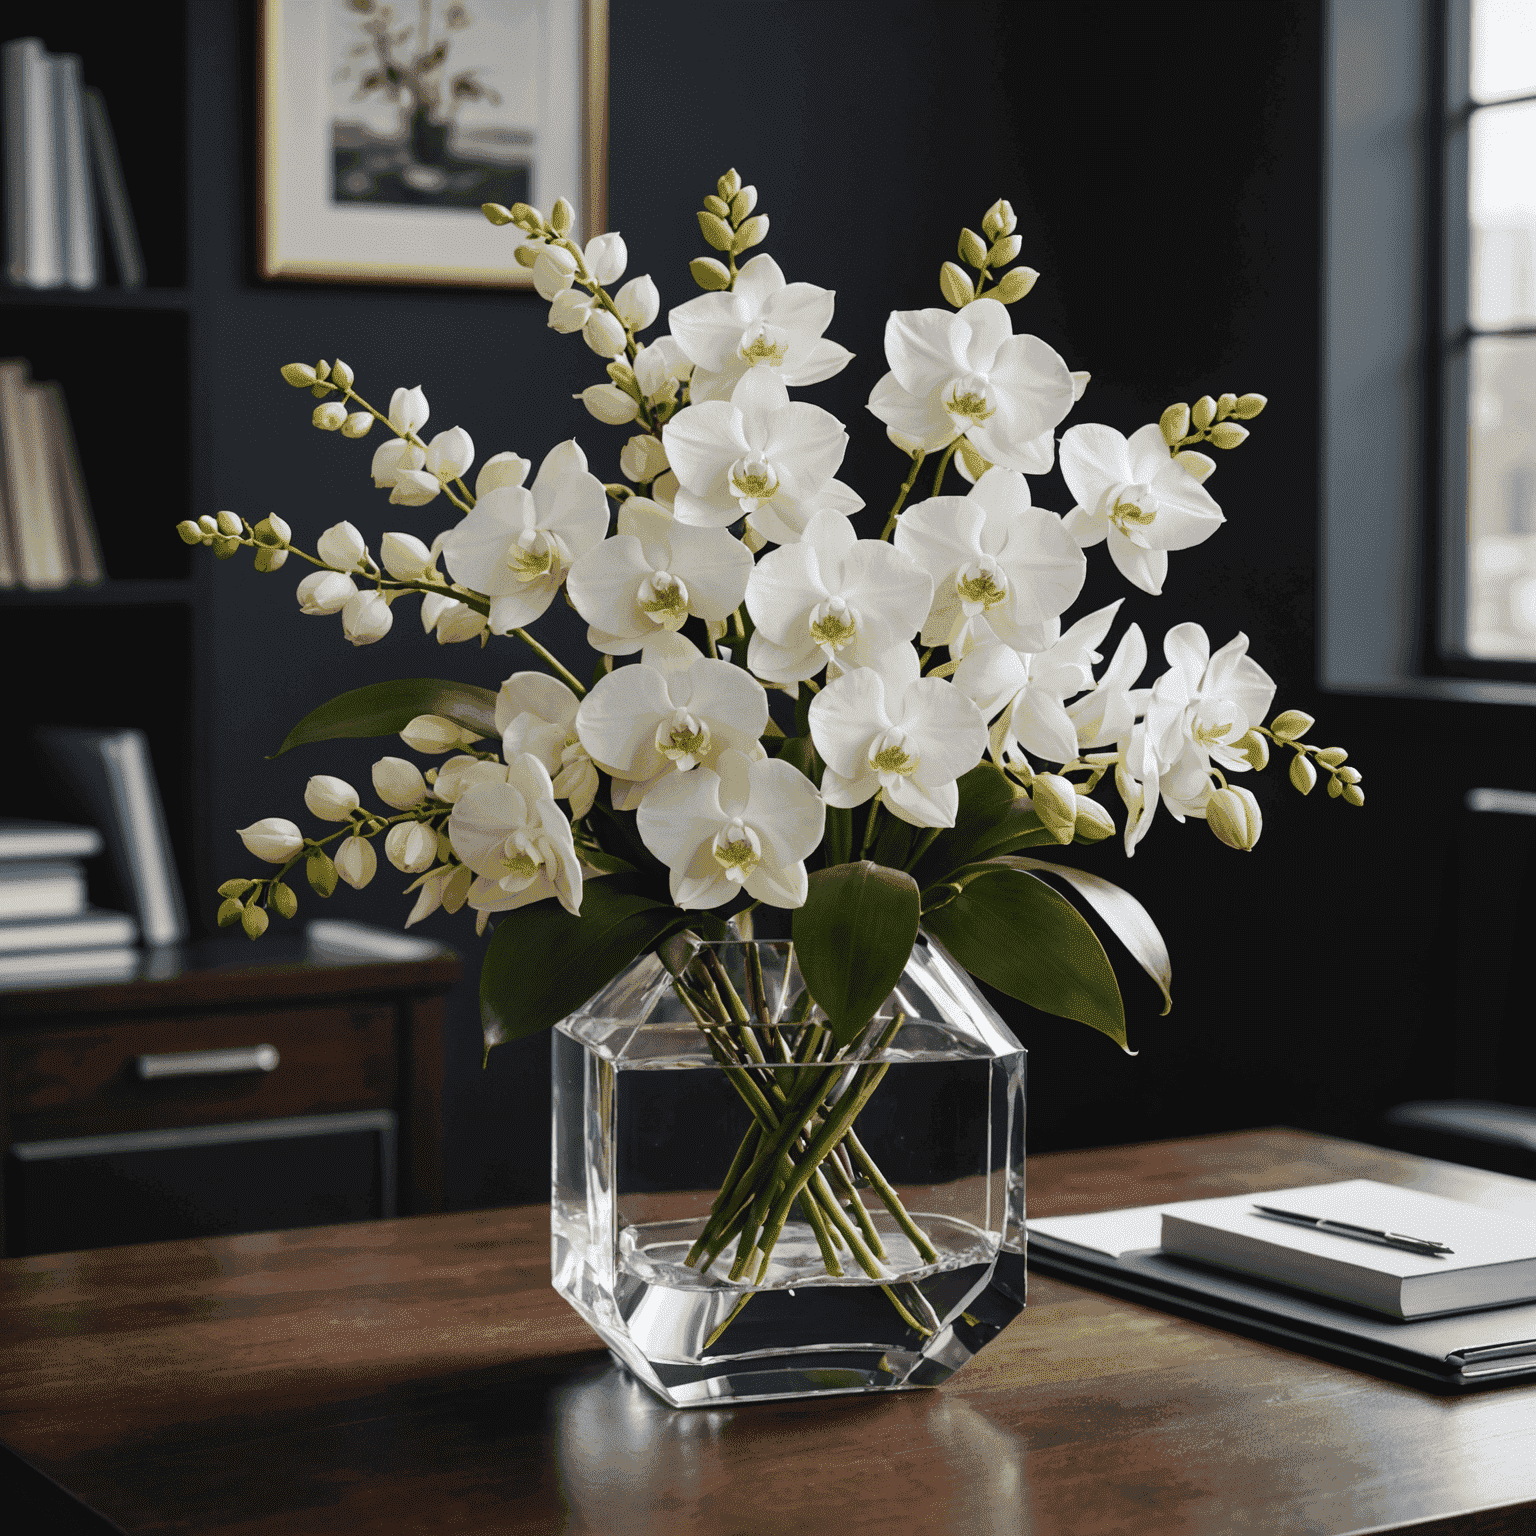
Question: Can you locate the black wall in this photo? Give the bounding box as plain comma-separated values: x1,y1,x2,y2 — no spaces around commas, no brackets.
171,1,1430,1207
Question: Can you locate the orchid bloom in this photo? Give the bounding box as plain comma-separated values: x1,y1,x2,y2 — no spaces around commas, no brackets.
667,254,854,404
867,297,1075,474
446,753,584,923
496,671,598,820
809,645,987,828
663,370,862,543
575,632,771,811
442,440,608,634
565,497,752,655
893,467,1087,658
1059,423,1225,595
636,747,825,910
1066,622,1149,751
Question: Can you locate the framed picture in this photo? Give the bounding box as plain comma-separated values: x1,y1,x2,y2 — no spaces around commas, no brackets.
259,0,607,286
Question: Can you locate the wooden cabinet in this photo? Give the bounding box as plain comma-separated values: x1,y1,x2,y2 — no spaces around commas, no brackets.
0,937,460,1256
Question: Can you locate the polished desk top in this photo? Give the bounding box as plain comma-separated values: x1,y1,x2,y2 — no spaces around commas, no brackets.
3,1129,1536,1535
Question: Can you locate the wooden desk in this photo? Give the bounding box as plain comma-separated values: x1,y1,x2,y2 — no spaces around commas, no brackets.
2,1129,1535,1535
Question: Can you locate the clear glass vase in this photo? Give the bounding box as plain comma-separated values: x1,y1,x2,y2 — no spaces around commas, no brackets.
551,932,1027,1407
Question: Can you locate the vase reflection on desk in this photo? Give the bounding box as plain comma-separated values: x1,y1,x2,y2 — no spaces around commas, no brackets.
551,936,1027,1406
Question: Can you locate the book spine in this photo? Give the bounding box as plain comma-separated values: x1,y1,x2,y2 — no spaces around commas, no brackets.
101,732,186,947
0,385,16,585
82,89,142,290
52,55,96,291
4,39,62,289
17,384,69,587
0,360,65,590
38,381,102,582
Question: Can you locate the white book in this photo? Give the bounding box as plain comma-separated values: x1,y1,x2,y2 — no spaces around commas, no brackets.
1157,1179,1536,1320
0,819,103,861
18,382,69,586
2,38,62,288
0,909,137,955
0,944,139,988
37,381,102,581
82,88,142,289
51,53,95,290
0,860,88,920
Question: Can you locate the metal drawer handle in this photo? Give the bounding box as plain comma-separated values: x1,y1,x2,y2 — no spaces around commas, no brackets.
137,1045,280,1080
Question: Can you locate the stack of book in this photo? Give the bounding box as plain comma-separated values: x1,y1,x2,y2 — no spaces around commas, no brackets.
0,355,102,589
2,36,142,290
0,818,139,986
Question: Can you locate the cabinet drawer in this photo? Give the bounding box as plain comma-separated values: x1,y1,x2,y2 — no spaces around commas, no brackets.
6,1005,396,1138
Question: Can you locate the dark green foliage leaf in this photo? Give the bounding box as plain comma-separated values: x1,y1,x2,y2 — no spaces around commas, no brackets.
776,734,821,785
274,679,499,756
910,763,1053,886
871,813,914,870
480,879,689,1049
823,806,852,868
924,866,1129,1050
792,861,920,1048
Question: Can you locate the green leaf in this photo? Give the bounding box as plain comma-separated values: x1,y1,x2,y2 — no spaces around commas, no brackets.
909,763,1050,886
274,679,499,757
823,806,852,868
923,866,1129,1051
479,879,688,1049
776,734,821,785
792,861,920,1049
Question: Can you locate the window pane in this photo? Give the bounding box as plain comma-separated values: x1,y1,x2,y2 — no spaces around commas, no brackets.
1467,336,1536,658
1473,0,1536,104
1470,100,1536,328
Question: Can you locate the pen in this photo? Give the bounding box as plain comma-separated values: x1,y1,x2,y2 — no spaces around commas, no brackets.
1251,1204,1455,1257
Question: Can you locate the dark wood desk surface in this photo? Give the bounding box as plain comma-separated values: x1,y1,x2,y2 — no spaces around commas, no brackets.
3,1129,1536,1535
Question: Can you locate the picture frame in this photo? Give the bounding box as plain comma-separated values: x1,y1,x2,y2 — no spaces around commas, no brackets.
259,0,608,287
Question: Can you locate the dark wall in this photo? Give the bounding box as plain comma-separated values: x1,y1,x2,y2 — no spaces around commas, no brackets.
174,0,1410,1209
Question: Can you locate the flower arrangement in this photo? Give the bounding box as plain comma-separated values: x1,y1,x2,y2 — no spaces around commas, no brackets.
186,171,1359,1316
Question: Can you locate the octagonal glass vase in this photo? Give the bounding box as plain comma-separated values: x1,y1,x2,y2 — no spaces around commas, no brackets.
551,932,1027,1407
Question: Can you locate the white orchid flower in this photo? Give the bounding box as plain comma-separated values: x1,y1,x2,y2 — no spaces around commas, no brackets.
584,232,628,285
421,593,488,644
342,589,394,645
371,437,426,489
745,510,933,684
1059,423,1225,595
316,521,368,572
547,288,596,334
533,245,578,301
663,370,862,543
566,497,752,655
1114,719,1163,856
475,452,531,496
634,335,694,399
388,386,429,436
238,817,303,862
575,632,770,811
432,755,511,805
1066,622,1149,751
955,602,1122,768
390,468,444,507
447,753,584,918
442,440,608,634
495,671,598,820
893,467,1087,658
809,645,987,828
667,254,853,404
867,297,1075,474
615,274,660,331
583,309,627,359
296,570,356,614
380,531,436,581
636,747,824,910
425,426,474,485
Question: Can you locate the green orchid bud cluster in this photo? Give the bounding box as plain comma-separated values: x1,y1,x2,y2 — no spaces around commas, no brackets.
281,357,374,437
940,198,1038,310
690,168,767,291
1259,709,1365,808
1157,392,1267,482
177,511,293,572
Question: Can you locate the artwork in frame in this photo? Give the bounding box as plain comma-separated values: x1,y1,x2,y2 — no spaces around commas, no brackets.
260,0,607,286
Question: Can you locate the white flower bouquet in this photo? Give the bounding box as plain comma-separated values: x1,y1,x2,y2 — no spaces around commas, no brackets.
192,172,1359,1326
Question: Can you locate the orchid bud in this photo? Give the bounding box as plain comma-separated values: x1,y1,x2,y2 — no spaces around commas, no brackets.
958,227,988,268
1315,747,1348,768
434,601,488,644
1209,421,1249,449
1233,393,1268,419
482,201,514,225
509,201,537,228
238,818,304,863
1289,753,1317,794
476,451,531,496
987,234,1023,267
717,168,741,199
619,434,669,483
547,287,593,333
1342,783,1365,807
1206,786,1262,851
381,531,435,580
373,756,428,810
1216,392,1237,419
317,521,367,571
1173,450,1217,483
197,514,218,536
215,509,242,536
1073,795,1115,842
176,519,203,545
281,362,318,388
425,425,475,482
982,198,1016,237
1336,766,1362,784
732,212,768,249
614,274,660,330
253,514,290,547
254,545,289,573
296,570,357,615
730,186,757,221
334,835,378,890
212,535,241,560
583,308,628,358
313,402,347,431
306,849,339,896
217,897,243,928
241,904,269,940
513,243,539,269
697,211,733,250
1235,730,1270,771
400,714,474,754
584,231,628,285
1031,774,1080,845
1269,709,1314,741
1160,403,1190,445
577,383,640,425
269,881,298,920
939,262,974,307
330,359,354,391
385,822,438,874
533,245,578,300
371,437,426,488
690,257,731,291
1191,396,1217,430
1327,776,1343,799
303,775,360,822
342,590,394,646
703,194,729,217
389,468,443,506
549,197,574,235
992,266,1037,302
387,385,430,436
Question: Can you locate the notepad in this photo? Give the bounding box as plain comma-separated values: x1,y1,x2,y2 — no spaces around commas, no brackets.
1156,1180,1536,1320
